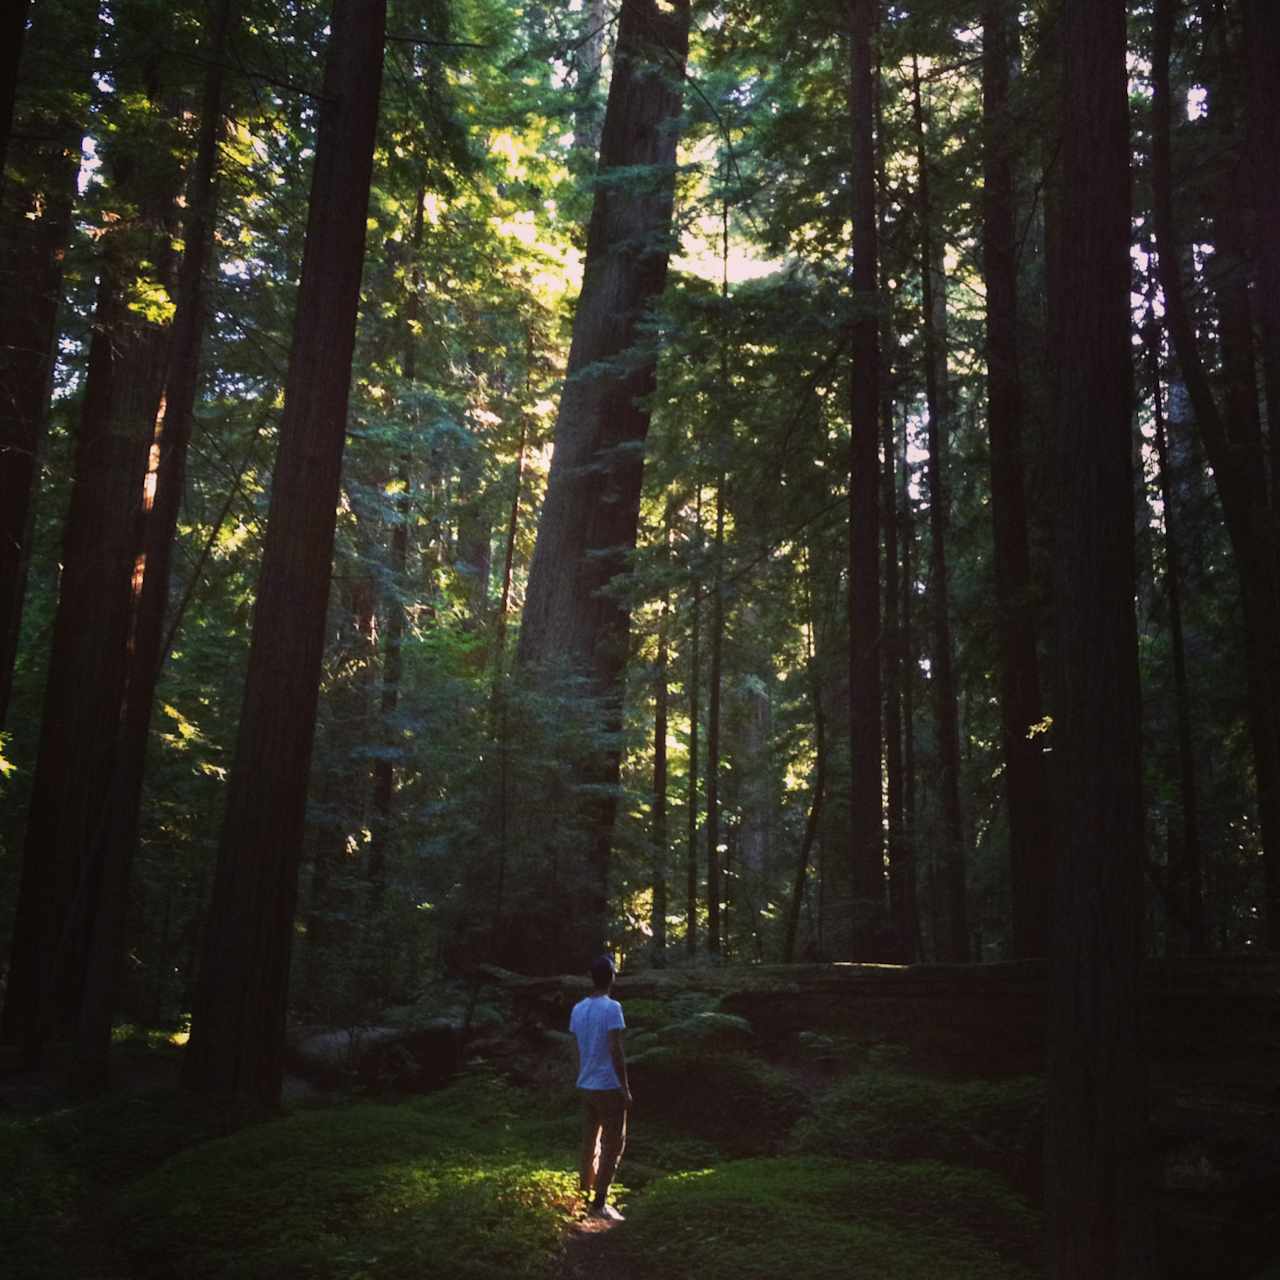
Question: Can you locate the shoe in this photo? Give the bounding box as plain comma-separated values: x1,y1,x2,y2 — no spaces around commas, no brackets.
589,1203,624,1222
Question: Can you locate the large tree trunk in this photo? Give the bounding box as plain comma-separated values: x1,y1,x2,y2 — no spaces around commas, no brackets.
982,0,1052,960
912,57,967,963
182,0,386,1104
846,0,883,958
2,62,181,1059
1152,0,1280,952
515,0,689,970
1046,1,1147,1273
68,0,236,1093
0,0,96,727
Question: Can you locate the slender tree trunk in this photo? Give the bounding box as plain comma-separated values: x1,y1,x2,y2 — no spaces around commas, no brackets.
370,187,425,908
1152,0,1280,952
516,0,689,969
912,56,968,963
982,0,1052,959
182,0,386,1104
68,0,236,1093
705,473,725,956
686,486,701,956
1146,322,1205,953
0,0,95,727
900,419,921,958
1243,0,1280,470
847,0,883,957
652,504,671,964
572,0,612,163
1046,1,1147,1273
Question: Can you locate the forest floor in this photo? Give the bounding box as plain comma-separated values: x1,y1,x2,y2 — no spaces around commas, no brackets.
2,967,1278,1280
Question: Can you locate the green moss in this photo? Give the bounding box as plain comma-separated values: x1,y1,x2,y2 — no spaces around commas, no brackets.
112,1075,577,1279
619,1157,1040,1280
792,1071,1043,1176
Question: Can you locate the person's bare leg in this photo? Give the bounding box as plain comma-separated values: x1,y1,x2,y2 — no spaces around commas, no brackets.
579,1098,602,1197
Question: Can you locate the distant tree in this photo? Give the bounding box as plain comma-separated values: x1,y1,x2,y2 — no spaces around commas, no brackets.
182,0,386,1104
847,0,882,957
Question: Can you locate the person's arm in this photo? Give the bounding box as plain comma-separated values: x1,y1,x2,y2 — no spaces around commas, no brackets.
608,1028,632,1106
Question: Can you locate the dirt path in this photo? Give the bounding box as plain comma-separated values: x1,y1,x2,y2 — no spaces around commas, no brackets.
558,1213,645,1280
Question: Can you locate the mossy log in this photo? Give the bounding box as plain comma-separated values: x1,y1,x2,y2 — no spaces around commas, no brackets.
473,956,1280,1076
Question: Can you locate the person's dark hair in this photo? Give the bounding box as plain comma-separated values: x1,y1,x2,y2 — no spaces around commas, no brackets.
590,954,615,990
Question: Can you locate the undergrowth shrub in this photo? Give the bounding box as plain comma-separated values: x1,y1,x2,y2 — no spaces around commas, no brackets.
619,1156,1040,1280
791,1070,1043,1184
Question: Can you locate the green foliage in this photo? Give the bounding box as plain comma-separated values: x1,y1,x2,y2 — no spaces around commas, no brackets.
619,1158,1039,1280
791,1071,1044,1178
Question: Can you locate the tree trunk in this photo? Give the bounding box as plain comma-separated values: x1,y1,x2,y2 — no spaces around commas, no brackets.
1243,0,1279,471
0,0,30,184
651,503,672,964
1046,1,1147,1273
0,0,96,727
182,0,386,1104
912,56,968,963
572,0,612,164
1152,0,1280,952
982,0,1052,960
1146,322,1205,953
705,473,725,956
2,69,181,1058
846,0,883,958
68,0,236,1093
515,0,689,969
686,486,701,957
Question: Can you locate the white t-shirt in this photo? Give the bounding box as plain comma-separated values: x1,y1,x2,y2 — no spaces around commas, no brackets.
570,994,625,1090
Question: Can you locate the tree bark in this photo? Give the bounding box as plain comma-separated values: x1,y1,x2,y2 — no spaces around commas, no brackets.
912,56,968,963
182,0,386,1104
0,0,30,185
846,0,883,958
68,0,236,1093
651,502,672,964
515,0,689,969
686,486,701,957
1046,1,1147,1273
1145,321,1205,953
982,0,1052,960
3,55,181,1058
0,0,96,727
705,473,725,956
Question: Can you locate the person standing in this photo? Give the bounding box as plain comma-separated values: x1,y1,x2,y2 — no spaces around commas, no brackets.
569,954,632,1221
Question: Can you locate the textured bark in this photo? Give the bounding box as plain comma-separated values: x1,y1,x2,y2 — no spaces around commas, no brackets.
1152,0,1280,952
572,0,612,163
516,0,689,968
1046,1,1147,1273
846,0,883,956
182,0,386,1103
0,0,95,727
68,0,236,1093
912,57,967,963
982,0,1051,960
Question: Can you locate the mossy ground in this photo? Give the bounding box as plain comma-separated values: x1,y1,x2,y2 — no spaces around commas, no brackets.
1,1008,1053,1280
